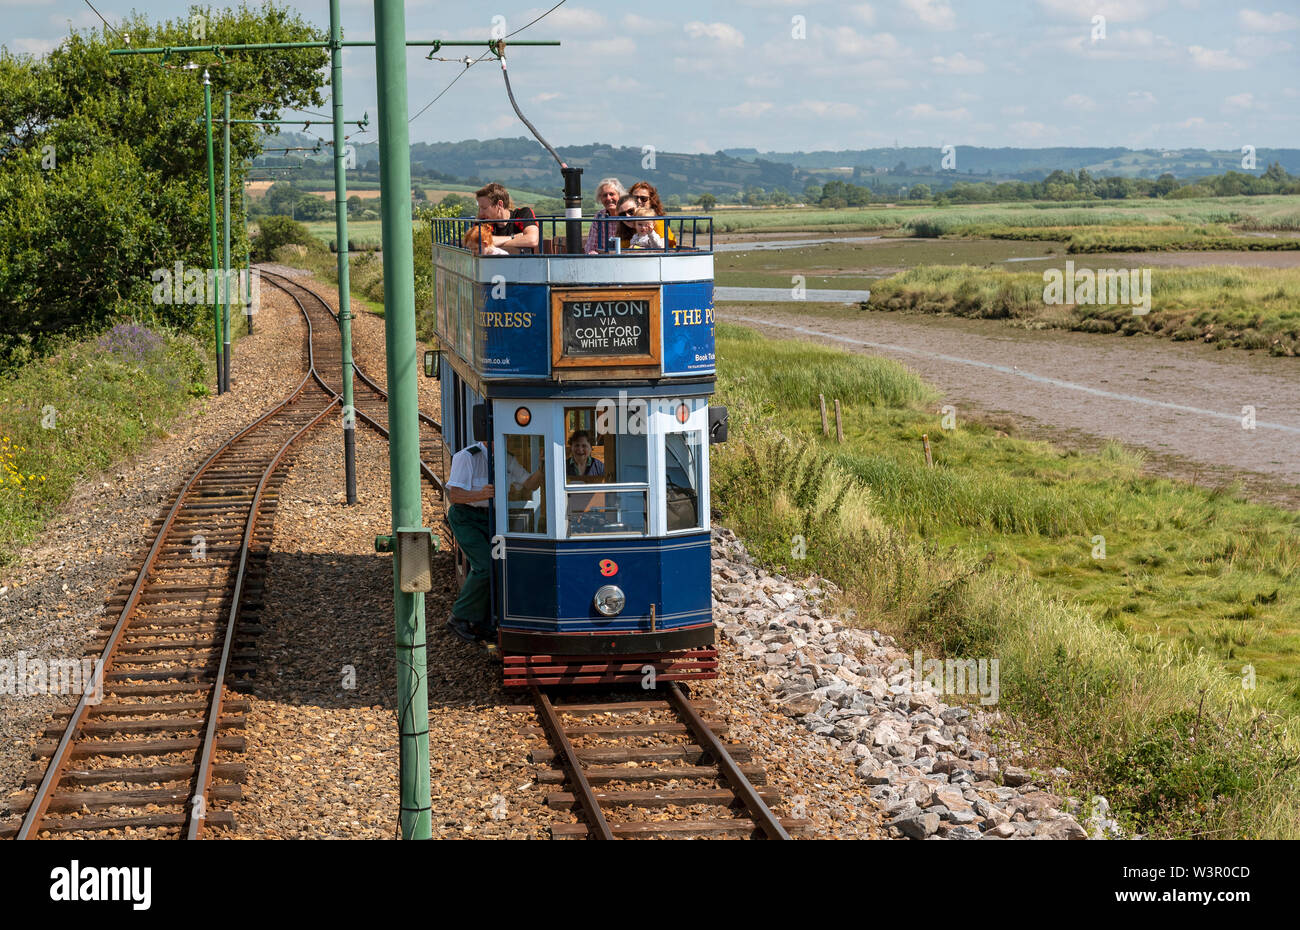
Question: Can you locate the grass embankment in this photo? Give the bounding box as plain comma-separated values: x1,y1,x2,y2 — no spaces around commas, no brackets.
0,324,208,562
868,265,1300,354
711,322,1300,838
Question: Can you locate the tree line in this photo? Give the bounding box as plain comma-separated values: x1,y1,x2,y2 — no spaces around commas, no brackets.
0,4,326,371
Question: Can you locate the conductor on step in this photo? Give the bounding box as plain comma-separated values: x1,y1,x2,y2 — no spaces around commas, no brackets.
444,439,543,643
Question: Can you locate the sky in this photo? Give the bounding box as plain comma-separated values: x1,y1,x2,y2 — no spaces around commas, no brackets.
4,0,1298,153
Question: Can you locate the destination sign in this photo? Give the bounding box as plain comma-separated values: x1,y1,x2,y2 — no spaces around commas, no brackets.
562,298,651,356
552,287,661,371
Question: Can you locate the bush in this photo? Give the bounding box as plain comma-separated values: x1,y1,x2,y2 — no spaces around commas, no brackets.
253,215,316,261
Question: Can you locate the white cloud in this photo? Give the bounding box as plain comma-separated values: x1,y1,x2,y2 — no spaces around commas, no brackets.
1234,35,1293,56
1036,0,1167,22
532,92,562,103
622,13,666,32
848,4,876,25
7,37,59,55
903,0,956,29
818,27,904,58
1010,121,1050,139
1001,105,1026,116
1178,116,1208,128
1224,92,1262,110
930,52,985,74
1188,45,1248,69
897,103,969,120
684,21,745,48
529,6,608,33
721,101,773,118
1063,94,1097,111
792,100,861,118
1127,90,1159,108
589,37,637,57
1239,9,1300,31
48,10,102,29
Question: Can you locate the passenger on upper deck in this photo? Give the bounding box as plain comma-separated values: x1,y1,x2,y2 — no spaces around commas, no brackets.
475,182,540,254
613,194,639,250
584,177,626,254
628,181,678,249
628,207,666,250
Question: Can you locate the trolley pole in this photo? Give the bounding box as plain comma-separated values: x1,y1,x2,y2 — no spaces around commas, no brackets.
374,0,431,840
222,90,233,393
203,71,223,395
332,0,358,505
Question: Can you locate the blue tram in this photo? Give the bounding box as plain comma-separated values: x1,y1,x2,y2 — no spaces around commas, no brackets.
423,215,726,686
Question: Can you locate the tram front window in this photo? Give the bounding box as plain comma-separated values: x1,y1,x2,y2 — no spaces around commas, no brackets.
503,434,547,534
665,431,704,532
564,405,648,536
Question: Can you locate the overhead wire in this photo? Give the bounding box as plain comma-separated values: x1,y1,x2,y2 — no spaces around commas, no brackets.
408,0,568,124
81,0,124,41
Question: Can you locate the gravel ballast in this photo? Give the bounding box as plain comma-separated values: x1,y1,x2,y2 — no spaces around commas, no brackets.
0,291,307,808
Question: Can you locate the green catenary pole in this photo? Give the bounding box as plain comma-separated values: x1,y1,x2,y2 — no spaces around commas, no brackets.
222,90,232,393
332,0,358,505
242,168,252,335
203,71,222,394
373,0,431,840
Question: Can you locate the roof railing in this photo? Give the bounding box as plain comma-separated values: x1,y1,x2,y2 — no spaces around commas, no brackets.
431,214,714,255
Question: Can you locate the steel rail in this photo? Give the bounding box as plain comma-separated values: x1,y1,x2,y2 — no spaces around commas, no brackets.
666,682,790,840
187,392,341,838
531,688,614,840
258,270,446,493
18,288,331,840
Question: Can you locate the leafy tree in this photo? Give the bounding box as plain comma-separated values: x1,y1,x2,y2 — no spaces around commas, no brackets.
908,183,931,200
0,3,327,367
1153,172,1179,196
696,192,717,211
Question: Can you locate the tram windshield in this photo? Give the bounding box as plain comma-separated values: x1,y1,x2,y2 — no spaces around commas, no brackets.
564,405,648,536
503,434,548,534
665,431,703,532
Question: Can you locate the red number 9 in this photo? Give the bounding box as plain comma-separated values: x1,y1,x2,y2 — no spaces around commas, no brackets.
599,559,618,577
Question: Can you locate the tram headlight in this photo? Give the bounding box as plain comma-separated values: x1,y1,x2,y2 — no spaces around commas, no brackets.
593,584,626,617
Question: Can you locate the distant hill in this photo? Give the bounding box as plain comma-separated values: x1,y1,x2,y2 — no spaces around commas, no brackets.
254,135,1300,198
721,146,1300,181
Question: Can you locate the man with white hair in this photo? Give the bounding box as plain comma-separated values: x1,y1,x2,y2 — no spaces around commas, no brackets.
584,177,626,254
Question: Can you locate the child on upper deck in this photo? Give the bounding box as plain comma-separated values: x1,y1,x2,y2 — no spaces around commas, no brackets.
628,206,665,250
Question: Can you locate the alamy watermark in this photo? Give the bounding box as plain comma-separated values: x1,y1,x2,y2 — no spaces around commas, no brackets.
1,652,103,703
151,264,261,313
888,649,1000,705
1043,260,1151,315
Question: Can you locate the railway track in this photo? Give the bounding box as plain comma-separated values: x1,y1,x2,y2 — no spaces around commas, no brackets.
3,268,442,840
257,269,447,494
515,683,812,839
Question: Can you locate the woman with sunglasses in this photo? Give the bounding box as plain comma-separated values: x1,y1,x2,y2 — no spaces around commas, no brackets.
628,181,678,249
613,193,640,249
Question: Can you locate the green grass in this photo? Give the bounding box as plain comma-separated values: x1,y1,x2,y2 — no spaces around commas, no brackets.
706,195,1300,235
867,264,1300,353
0,324,209,562
711,320,1300,838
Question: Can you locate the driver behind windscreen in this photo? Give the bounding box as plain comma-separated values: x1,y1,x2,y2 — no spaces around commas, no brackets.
565,430,607,532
